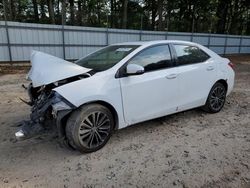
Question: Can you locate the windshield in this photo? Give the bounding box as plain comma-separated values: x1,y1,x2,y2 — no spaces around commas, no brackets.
76,45,139,71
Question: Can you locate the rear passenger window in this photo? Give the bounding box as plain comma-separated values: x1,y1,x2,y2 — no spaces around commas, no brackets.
174,45,210,65
128,45,172,72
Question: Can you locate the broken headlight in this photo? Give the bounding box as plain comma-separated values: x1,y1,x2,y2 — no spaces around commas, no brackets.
51,92,74,117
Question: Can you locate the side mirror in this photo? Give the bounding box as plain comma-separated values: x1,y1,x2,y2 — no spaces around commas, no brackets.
126,64,144,76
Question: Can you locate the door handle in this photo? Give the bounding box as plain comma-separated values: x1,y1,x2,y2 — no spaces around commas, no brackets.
206,66,214,71
165,73,178,79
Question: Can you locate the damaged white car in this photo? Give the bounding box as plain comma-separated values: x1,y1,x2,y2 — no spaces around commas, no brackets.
16,40,235,153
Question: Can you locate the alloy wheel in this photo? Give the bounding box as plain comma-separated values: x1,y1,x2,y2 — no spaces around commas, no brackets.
78,111,111,149
209,85,226,111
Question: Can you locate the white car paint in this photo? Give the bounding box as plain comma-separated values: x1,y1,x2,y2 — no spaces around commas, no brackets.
119,65,180,125
30,40,234,129
28,51,91,87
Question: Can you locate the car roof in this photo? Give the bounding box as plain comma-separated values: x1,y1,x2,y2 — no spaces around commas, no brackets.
112,40,199,47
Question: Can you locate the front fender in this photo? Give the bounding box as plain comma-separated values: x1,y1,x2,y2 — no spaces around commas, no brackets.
53,73,127,129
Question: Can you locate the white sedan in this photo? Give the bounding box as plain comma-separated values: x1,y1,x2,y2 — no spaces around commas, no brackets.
16,40,235,153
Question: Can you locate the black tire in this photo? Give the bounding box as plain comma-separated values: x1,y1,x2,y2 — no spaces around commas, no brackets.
65,104,114,153
202,82,227,113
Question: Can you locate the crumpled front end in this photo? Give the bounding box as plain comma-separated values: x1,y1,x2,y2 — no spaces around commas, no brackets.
15,83,75,141
15,51,93,141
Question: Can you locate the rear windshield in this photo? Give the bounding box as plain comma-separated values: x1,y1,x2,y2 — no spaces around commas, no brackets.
76,45,139,71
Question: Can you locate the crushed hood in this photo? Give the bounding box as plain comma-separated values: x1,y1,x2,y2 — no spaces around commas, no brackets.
28,51,91,87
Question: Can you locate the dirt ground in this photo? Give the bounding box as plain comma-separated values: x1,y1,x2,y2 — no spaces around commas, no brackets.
0,56,250,188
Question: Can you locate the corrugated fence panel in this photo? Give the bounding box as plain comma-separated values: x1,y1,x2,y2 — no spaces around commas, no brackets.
0,46,10,61
64,31,106,45
141,31,165,41
8,28,62,44
64,26,107,46
192,33,209,45
227,37,241,45
0,27,7,43
65,46,102,60
241,47,250,53
11,46,64,61
109,29,140,44
226,47,239,54
167,32,192,41
210,35,226,46
0,24,9,61
242,38,250,46
0,21,249,62
210,46,224,54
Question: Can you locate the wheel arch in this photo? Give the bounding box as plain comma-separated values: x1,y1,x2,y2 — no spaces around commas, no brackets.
57,100,119,138
204,79,228,106
85,100,119,131
216,79,228,92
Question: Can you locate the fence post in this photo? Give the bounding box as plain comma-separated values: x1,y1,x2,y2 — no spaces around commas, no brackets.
106,28,109,45
61,25,66,59
4,21,12,63
207,33,211,49
238,35,243,54
61,0,66,59
223,34,228,56
190,32,193,42
3,0,12,63
139,14,143,41
106,14,109,45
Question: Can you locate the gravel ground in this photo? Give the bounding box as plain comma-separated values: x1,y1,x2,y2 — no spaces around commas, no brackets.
0,56,250,188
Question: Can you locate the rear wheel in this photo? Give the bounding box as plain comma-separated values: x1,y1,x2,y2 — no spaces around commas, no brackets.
66,104,114,153
203,82,227,113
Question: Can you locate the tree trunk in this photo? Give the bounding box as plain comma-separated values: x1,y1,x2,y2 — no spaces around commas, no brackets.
3,0,13,20
97,1,101,25
122,0,128,29
191,4,196,33
229,0,239,34
77,0,82,25
8,0,13,20
32,0,39,22
61,0,66,25
110,0,114,28
69,0,75,25
216,0,230,34
10,0,16,20
157,0,163,31
47,0,55,24
246,9,250,35
40,0,47,21
151,0,157,30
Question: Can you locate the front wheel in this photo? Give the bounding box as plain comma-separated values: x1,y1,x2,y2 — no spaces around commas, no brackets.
202,82,227,113
66,104,114,153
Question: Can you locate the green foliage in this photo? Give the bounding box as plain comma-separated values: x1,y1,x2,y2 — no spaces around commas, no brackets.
0,0,249,35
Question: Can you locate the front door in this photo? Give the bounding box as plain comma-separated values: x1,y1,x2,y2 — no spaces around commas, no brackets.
119,44,180,125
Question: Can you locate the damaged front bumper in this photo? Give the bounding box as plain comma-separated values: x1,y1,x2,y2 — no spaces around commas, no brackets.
15,87,75,141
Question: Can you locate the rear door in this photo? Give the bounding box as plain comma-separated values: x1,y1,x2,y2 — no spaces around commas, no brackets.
119,44,180,125
171,44,218,111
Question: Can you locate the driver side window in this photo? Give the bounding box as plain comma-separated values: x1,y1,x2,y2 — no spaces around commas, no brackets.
128,44,173,72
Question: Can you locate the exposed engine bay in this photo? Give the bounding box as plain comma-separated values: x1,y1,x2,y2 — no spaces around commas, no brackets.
15,73,92,141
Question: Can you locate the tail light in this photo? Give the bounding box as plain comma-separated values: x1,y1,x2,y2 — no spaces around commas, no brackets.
228,62,235,70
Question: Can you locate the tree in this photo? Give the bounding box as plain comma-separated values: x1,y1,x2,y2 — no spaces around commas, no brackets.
157,0,163,31
0,0,249,35
32,0,39,22
69,0,75,25
121,0,128,28
48,0,55,24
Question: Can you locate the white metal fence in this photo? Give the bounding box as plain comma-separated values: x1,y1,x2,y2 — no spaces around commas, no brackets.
0,21,250,62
